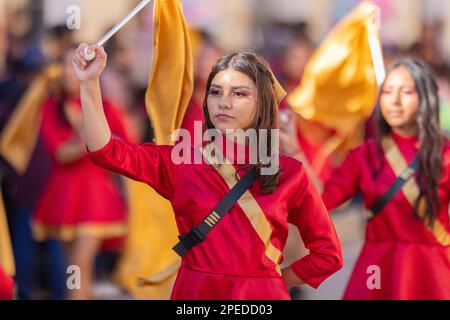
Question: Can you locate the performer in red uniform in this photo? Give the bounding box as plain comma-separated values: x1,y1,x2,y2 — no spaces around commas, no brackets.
32,51,129,299
323,59,450,300
33,97,128,239
72,44,343,300
0,265,14,300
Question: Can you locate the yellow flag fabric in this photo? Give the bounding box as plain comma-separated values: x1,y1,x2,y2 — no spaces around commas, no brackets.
146,0,194,145
114,180,179,299
0,64,62,174
0,191,14,277
115,0,192,299
287,1,380,144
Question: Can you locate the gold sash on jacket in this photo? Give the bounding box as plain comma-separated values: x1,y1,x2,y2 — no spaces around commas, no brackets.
381,137,450,246
202,143,282,275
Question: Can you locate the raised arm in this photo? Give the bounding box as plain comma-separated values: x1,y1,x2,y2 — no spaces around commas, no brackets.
72,43,111,151
72,43,179,200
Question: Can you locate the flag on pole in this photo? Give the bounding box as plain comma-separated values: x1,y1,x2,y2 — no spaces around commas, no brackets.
287,1,382,152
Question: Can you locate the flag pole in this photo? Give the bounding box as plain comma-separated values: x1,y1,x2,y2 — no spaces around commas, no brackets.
367,5,386,86
84,0,153,61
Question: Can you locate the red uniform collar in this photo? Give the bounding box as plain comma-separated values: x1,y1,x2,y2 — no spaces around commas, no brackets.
390,131,419,150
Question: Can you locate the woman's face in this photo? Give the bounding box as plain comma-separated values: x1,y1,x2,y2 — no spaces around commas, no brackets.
380,66,420,135
207,68,258,133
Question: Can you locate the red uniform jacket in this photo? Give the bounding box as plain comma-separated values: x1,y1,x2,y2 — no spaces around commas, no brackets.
89,136,343,300
323,132,450,300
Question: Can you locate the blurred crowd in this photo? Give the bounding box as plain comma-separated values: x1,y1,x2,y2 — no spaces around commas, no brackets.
0,0,449,300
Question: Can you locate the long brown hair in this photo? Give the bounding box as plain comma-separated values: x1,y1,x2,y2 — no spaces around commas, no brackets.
375,59,443,225
203,51,281,193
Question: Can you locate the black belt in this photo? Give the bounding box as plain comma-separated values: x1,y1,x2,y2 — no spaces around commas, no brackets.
369,155,419,220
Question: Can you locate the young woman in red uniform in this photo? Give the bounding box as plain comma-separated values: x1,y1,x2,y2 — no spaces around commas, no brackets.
72,43,343,300
32,51,129,299
322,59,450,300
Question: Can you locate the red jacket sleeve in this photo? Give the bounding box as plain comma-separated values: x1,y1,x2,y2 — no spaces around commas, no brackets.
287,163,343,289
322,146,362,211
89,137,178,200
0,266,14,300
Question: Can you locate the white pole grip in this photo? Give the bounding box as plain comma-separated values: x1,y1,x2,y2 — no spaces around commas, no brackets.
84,47,96,61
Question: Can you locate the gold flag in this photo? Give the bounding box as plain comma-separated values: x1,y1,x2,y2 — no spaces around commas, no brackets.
145,0,194,145
288,1,380,150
